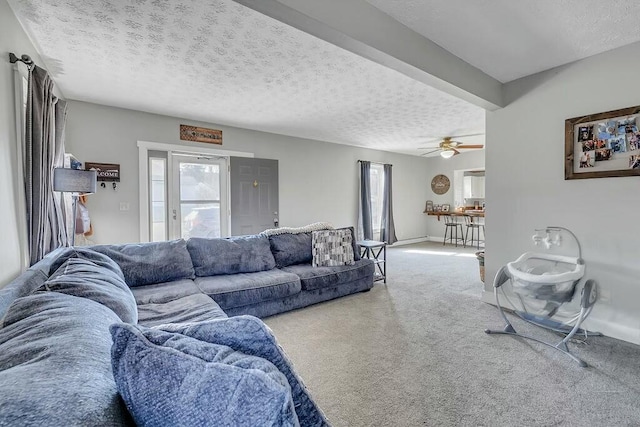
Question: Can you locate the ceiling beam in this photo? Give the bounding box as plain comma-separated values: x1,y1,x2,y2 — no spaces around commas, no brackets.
233,0,504,110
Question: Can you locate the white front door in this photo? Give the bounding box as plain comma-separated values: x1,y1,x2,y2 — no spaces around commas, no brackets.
170,155,229,239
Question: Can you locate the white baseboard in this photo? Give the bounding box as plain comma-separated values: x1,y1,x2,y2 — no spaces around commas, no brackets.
390,237,429,247
388,236,447,246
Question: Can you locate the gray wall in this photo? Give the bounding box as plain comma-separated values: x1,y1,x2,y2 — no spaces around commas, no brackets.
65,101,432,245
485,41,640,344
423,150,485,240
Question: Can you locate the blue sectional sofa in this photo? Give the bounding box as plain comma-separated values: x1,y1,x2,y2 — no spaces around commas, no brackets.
0,227,374,426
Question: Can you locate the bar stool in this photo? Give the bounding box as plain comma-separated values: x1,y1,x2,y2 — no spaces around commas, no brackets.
443,215,465,247
464,215,485,249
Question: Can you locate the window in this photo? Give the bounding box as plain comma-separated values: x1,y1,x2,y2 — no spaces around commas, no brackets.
370,163,385,236
12,66,30,270
149,155,167,242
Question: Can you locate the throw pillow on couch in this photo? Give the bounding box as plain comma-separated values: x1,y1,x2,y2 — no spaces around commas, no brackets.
311,229,356,267
158,315,331,427
110,323,299,427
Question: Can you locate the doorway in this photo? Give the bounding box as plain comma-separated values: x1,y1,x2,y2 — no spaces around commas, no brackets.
230,157,278,236
140,141,280,242
170,154,228,239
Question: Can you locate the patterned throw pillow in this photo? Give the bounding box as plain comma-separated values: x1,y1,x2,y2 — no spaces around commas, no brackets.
311,229,355,267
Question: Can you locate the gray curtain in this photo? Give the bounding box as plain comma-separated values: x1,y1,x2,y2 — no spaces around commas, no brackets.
380,163,397,245
25,65,68,265
357,160,373,241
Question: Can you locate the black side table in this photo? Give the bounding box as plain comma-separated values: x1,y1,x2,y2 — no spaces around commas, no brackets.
357,240,387,283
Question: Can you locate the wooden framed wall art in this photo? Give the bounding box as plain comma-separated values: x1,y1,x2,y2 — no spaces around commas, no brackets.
565,105,640,179
180,124,223,145
431,174,450,194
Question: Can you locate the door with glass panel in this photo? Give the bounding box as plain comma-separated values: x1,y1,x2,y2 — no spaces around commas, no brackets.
170,155,228,239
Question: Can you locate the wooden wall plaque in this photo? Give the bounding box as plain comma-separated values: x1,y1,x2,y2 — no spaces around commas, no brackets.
431,174,450,195
180,125,223,145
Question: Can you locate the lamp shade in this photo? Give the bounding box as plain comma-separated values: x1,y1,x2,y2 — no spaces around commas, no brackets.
53,168,97,194
440,150,455,159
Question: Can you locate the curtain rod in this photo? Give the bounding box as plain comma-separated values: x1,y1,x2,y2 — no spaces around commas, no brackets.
9,52,35,69
357,160,392,166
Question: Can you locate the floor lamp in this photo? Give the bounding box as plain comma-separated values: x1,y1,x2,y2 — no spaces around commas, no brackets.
53,168,97,246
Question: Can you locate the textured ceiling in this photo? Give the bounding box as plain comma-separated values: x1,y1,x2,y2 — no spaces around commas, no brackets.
8,0,485,156
367,0,640,83
14,1,638,157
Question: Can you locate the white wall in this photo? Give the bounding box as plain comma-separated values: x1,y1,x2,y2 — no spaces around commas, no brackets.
65,101,432,245
423,150,485,240
0,0,46,287
485,41,640,344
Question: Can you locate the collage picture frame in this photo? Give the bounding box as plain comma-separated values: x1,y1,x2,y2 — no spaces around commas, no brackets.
565,105,640,179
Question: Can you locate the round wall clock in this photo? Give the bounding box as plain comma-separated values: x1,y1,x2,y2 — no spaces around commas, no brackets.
431,174,450,195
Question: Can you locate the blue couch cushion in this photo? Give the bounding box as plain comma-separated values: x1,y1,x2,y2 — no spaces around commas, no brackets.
90,240,195,287
194,270,301,310
282,259,375,291
110,323,298,427
0,292,132,426
159,316,330,426
42,252,137,324
269,228,360,268
0,246,121,321
137,293,228,328
130,279,202,305
269,232,313,268
187,235,276,276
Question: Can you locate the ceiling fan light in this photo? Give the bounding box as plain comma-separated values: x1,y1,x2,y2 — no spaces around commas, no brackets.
440,150,455,159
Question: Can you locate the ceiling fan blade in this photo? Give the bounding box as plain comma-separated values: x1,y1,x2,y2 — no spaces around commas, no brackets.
452,148,461,155
449,132,484,139
420,149,441,156
457,144,484,149
416,133,483,140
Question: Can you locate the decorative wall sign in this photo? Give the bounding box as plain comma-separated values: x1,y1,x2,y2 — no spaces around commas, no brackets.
180,124,223,145
85,162,120,182
565,105,640,179
431,174,450,195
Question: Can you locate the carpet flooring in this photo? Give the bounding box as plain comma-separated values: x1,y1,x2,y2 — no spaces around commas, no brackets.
264,242,640,426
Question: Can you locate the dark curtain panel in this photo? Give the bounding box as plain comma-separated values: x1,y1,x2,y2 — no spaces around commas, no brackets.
381,163,397,245
358,161,373,241
25,65,67,265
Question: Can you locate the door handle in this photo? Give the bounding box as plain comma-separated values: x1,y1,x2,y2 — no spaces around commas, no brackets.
172,209,177,220
274,218,279,227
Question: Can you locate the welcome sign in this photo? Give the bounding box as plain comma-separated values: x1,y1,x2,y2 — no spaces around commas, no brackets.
85,162,120,182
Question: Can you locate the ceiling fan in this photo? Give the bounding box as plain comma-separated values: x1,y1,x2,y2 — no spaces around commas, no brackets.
419,134,484,159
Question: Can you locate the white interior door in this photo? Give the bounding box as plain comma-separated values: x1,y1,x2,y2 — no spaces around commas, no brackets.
170,155,229,239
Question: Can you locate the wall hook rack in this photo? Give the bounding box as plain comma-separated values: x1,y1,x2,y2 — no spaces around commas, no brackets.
100,182,118,190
